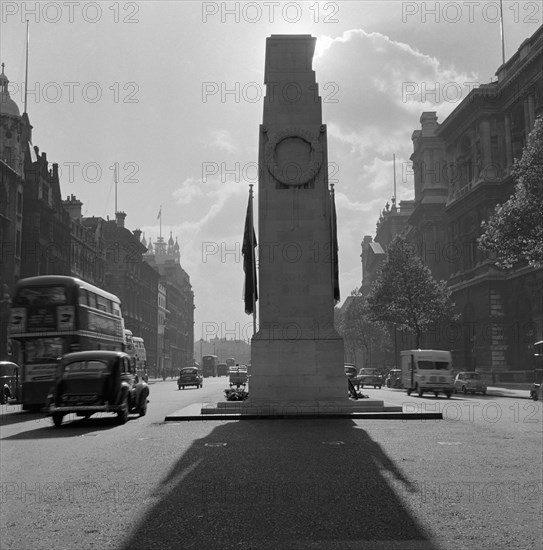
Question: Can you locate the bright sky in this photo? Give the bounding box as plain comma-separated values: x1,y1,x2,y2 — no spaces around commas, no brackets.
1,1,539,340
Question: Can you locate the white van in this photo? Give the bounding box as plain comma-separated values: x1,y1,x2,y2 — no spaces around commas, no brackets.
401,350,454,398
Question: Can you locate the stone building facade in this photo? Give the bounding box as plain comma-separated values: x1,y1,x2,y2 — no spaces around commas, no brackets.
362,26,543,379
62,194,105,287
144,234,194,377
85,212,159,373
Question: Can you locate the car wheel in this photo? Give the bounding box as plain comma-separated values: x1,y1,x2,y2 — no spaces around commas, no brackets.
462,386,468,395
139,398,147,417
417,385,423,397
1,387,10,404
52,412,64,427
117,397,129,424
445,391,452,399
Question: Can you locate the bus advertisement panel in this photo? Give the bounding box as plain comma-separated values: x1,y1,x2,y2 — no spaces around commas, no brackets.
8,276,125,409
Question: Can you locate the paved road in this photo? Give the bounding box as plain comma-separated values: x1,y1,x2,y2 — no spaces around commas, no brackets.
1,378,541,550
363,386,542,435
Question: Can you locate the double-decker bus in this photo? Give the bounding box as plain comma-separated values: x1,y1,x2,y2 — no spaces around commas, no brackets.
8,276,126,409
124,329,137,368
202,354,218,377
133,336,147,380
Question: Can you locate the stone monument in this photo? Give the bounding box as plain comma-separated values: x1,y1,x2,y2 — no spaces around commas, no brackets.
187,34,402,418
244,35,386,414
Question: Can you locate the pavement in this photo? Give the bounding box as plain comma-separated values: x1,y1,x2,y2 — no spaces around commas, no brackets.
485,385,533,398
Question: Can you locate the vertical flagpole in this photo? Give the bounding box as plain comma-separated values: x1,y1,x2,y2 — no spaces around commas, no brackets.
393,153,397,203
159,205,162,239
249,184,256,335
114,163,118,214
499,0,506,66
24,20,29,113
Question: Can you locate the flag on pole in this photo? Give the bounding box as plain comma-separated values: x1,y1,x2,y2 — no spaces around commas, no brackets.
330,185,340,303
27,142,37,163
157,206,162,220
242,186,258,315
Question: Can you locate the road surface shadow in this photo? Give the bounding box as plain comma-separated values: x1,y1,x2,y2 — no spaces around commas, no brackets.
120,419,441,550
1,413,134,439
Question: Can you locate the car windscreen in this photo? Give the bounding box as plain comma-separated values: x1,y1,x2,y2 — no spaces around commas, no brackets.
418,360,451,370
14,285,67,306
24,338,64,364
63,360,109,377
0,364,17,376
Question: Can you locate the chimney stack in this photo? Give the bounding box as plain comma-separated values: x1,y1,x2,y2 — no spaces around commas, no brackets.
62,194,83,221
115,211,126,228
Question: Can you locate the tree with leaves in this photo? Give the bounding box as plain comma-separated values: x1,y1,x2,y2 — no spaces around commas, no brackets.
479,115,543,268
336,290,390,367
365,237,456,348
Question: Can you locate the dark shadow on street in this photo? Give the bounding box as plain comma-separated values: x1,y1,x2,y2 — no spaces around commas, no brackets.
120,419,441,550
0,406,49,427
1,412,135,439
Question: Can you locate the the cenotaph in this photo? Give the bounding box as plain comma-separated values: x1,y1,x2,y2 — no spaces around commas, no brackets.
244,35,388,414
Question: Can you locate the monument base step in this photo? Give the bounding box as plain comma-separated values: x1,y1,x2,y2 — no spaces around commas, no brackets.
205,398,398,415
163,399,443,421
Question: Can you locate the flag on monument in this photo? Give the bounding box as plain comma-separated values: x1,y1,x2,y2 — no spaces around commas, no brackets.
331,186,340,303
242,190,258,315
157,207,162,220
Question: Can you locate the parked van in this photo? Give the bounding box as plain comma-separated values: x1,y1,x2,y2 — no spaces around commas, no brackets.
401,349,454,398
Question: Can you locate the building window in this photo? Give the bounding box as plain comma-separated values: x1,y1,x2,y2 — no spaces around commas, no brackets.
4,146,12,165
15,230,21,259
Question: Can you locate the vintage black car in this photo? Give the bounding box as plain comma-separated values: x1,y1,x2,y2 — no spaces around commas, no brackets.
47,351,149,427
178,367,203,389
0,361,20,404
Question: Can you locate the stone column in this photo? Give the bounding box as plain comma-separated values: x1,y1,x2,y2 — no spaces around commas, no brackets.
503,113,513,171
249,34,347,404
479,119,492,182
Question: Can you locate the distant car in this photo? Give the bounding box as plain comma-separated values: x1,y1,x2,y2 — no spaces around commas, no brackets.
530,381,542,401
385,369,402,388
46,351,149,427
178,367,203,389
217,363,228,377
453,372,487,395
229,366,248,387
356,368,383,389
0,361,21,404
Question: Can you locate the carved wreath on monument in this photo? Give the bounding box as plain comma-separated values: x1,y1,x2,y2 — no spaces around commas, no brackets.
264,127,323,187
